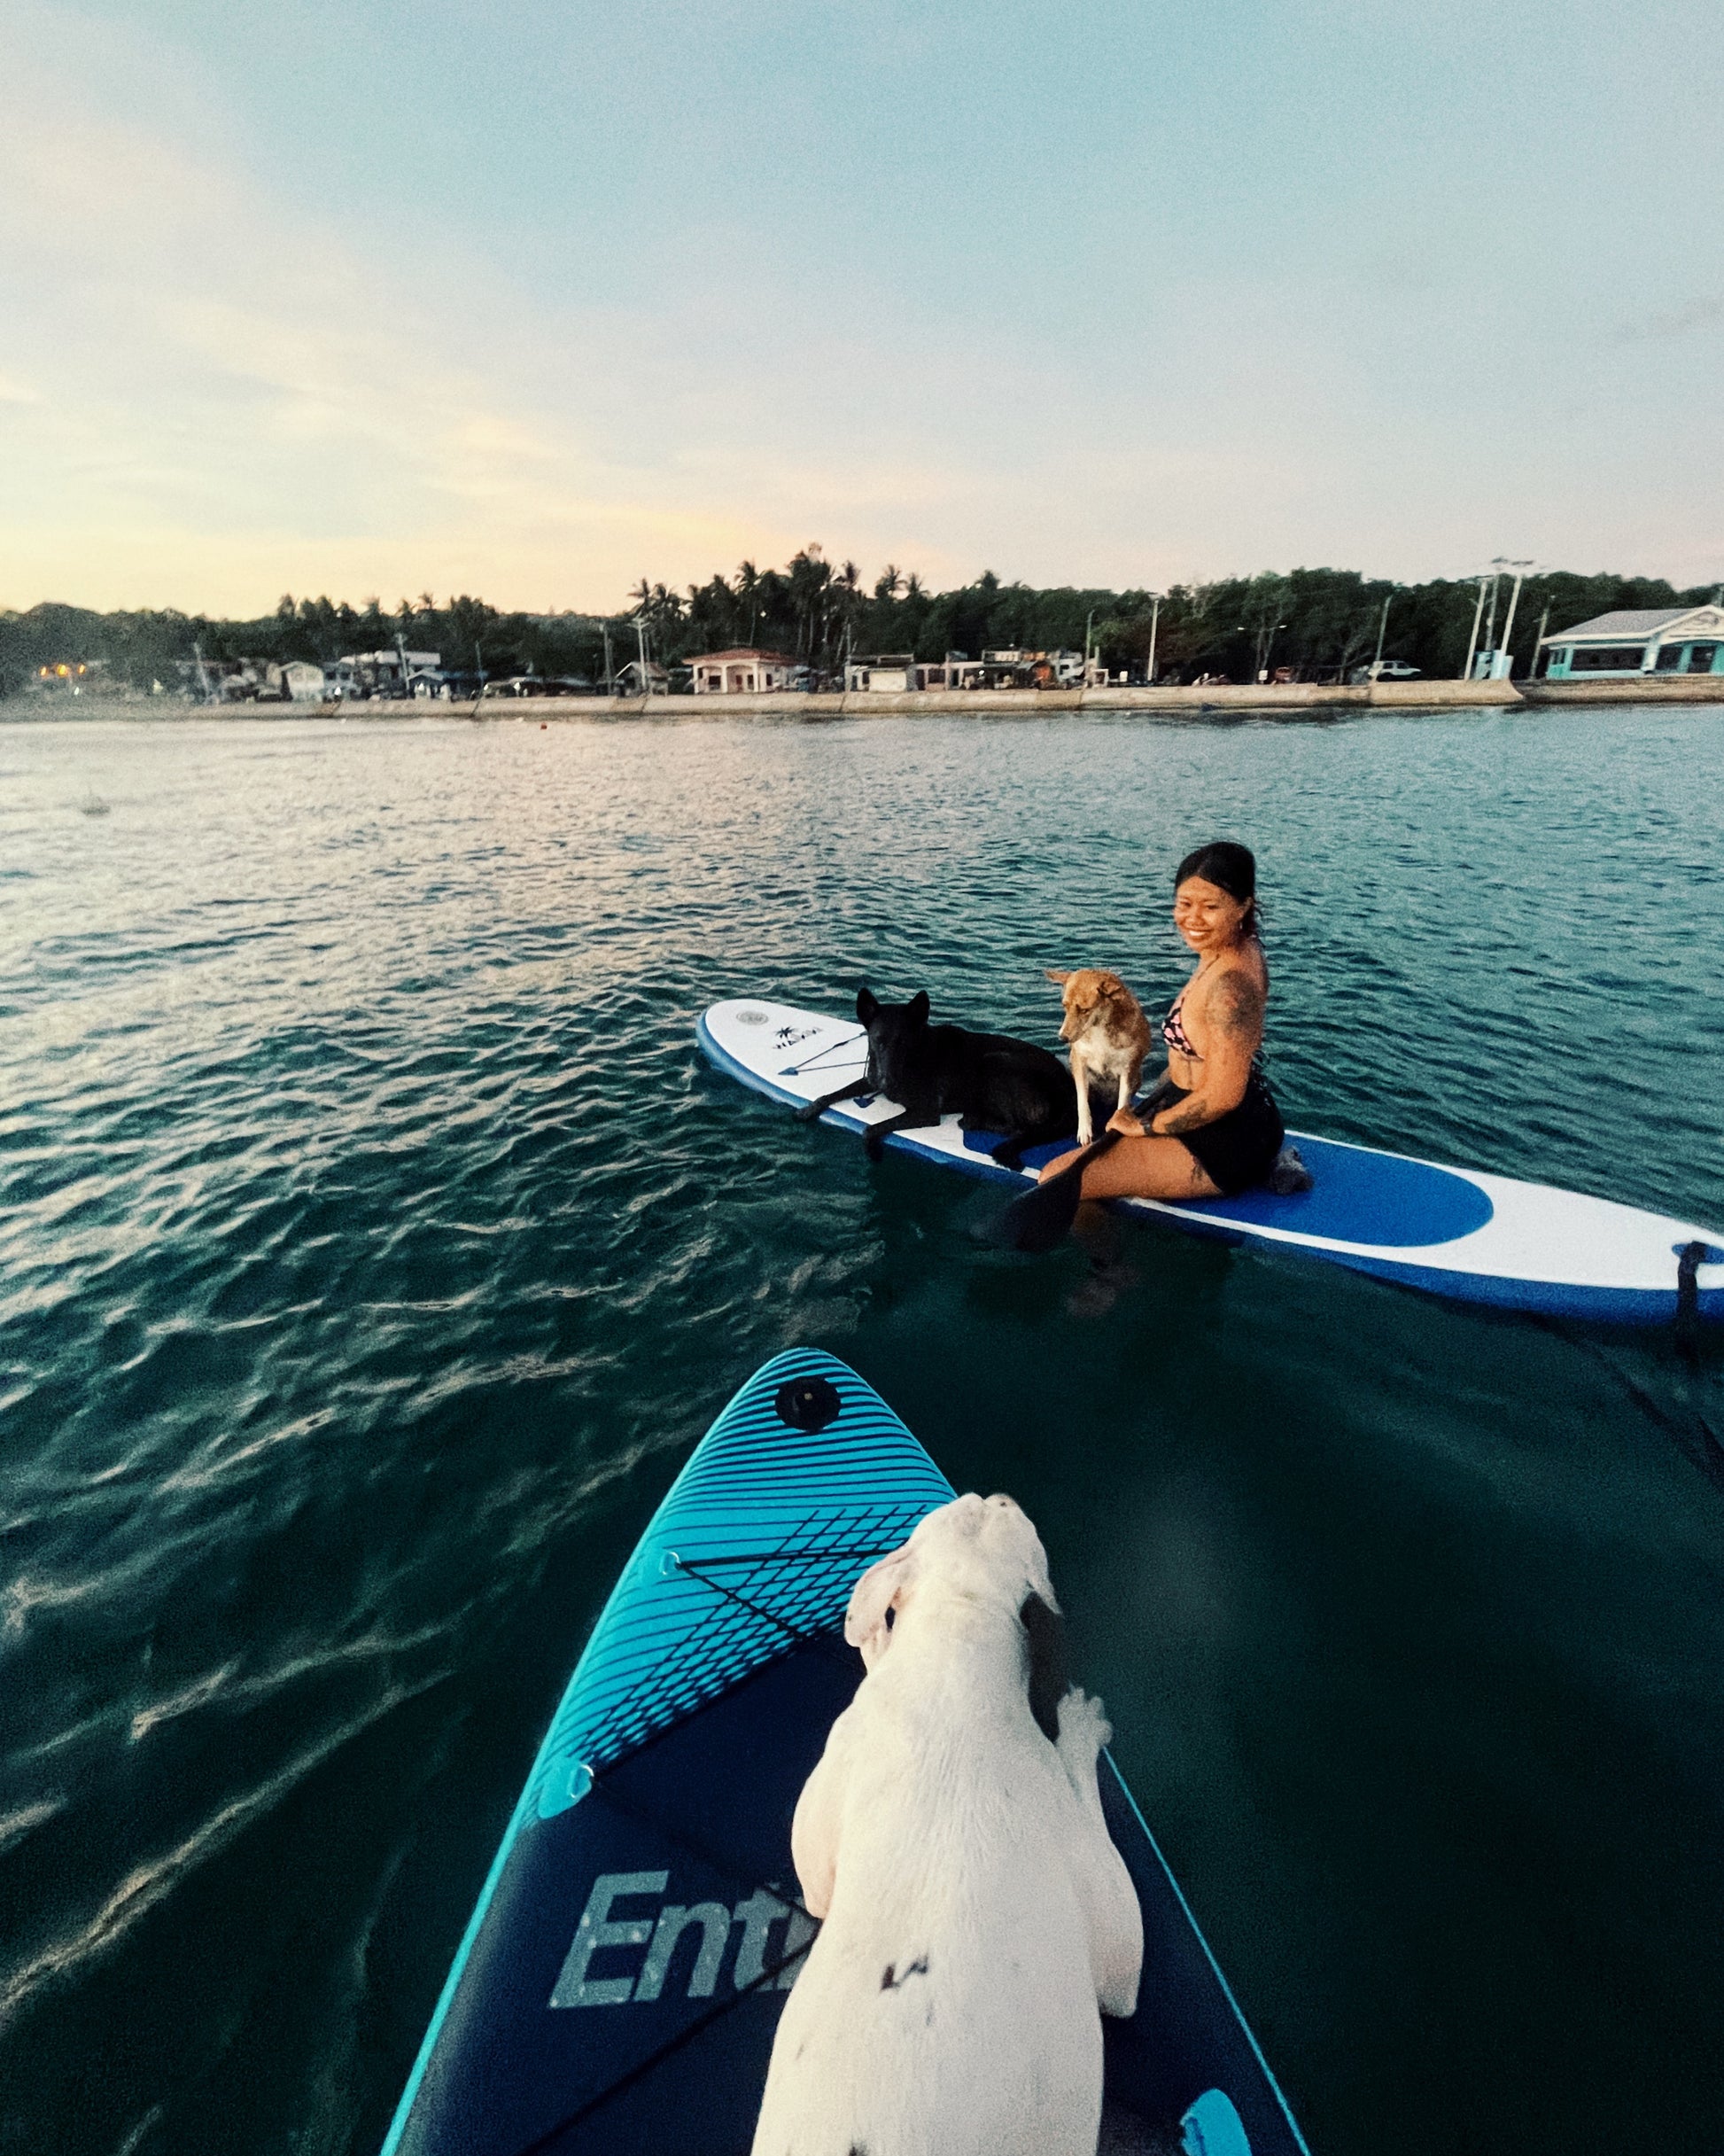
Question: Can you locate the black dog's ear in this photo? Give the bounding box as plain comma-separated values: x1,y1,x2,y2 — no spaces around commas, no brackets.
857,987,878,1023
909,990,930,1026
1019,1592,1068,1744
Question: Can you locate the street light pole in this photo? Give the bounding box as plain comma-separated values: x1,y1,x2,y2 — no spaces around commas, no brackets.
1462,575,1488,681
1145,592,1162,684
1372,593,1391,673
1528,602,1550,681
1481,557,1506,667
1495,561,1534,679
635,618,650,699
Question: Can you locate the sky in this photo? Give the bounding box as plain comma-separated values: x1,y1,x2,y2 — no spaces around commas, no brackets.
3,0,1721,616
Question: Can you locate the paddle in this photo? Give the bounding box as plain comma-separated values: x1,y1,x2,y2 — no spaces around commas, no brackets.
988,1078,1180,1254
989,1126,1124,1252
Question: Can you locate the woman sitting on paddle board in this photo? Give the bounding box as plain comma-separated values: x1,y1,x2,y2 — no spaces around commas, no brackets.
1040,841,1284,1201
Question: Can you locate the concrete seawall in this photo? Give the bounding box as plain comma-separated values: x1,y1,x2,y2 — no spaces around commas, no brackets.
439,679,1525,720
416,675,1722,720
15,675,1720,723
1516,677,1724,707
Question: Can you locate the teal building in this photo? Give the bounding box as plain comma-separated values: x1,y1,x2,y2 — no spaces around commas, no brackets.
1538,603,1724,679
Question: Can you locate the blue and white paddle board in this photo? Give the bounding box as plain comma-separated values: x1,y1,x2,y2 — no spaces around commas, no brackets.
382,1350,1309,2156
698,998,1724,1326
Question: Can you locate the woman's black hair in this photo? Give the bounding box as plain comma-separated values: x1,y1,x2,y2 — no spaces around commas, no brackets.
1175,840,1261,939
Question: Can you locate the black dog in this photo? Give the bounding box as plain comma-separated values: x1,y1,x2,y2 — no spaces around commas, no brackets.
796,988,1081,1170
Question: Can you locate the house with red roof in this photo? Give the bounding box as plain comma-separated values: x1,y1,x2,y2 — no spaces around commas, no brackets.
687,648,796,695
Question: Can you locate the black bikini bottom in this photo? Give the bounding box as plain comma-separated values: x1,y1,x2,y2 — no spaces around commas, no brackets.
1145,1071,1285,1198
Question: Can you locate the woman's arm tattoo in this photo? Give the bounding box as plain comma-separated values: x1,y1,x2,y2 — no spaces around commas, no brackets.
1214,971,1264,1038
1156,1094,1215,1134
1153,974,1262,1132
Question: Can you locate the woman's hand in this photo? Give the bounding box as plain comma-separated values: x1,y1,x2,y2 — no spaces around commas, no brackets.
1106,1107,1145,1138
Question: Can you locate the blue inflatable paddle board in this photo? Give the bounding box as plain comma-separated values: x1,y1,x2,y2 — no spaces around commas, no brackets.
382,1350,1309,2156
698,998,1724,1326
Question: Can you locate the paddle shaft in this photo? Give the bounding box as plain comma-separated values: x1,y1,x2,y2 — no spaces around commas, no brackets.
1043,1073,1185,1192
988,1073,1187,1252
1050,1123,1123,1183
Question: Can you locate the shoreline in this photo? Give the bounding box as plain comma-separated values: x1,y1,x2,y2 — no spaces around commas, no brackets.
12,677,1723,722
440,676,1724,719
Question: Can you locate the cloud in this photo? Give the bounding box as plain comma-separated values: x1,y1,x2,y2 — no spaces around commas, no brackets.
0,5,1349,611
0,24,801,612
4,0,1721,610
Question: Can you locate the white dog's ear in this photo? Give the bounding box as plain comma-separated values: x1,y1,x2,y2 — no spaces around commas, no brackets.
1020,1593,1068,1742
845,1543,913,1663
1021,1525,1057,1615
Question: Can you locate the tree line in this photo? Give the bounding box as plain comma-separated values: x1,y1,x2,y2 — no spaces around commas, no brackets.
2,554,1713,697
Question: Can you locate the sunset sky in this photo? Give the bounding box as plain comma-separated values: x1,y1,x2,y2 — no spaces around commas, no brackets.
4,0,1720,615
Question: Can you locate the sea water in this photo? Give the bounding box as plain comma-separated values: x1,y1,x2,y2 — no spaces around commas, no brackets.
2,706,1721,2156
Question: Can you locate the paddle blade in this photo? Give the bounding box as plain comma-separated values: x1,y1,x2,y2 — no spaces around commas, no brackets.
987,1133,1117,1253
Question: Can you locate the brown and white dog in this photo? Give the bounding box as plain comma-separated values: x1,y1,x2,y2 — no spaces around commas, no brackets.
1045,969,1154,1147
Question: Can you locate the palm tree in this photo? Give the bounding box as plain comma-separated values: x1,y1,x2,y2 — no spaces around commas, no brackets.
874,564,903,603
787,548,833,661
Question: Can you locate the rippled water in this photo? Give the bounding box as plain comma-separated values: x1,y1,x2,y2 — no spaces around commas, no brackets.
3,707,1723,2156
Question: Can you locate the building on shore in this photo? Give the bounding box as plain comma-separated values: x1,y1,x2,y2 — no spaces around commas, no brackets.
845,653,918,691
846,652,963,691
330,649,441,698
276,661,328,701
1538,604,1724,679
845,648,1099,692
688,648,796,694
614,658,671,696
982,647,1098,687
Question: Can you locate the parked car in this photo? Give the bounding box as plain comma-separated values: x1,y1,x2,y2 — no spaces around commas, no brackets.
1351,659,1423,683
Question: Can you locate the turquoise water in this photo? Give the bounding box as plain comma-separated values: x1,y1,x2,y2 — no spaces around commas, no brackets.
3,707,1722,2156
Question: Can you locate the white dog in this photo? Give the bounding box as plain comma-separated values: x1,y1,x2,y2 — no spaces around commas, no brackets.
750,1493,1143,2156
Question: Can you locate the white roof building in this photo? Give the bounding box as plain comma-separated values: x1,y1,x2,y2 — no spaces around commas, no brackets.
1540,604,1724,677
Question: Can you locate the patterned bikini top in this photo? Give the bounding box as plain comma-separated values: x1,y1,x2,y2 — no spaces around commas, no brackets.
1165,946,1267,1065
1163,985,1201,1060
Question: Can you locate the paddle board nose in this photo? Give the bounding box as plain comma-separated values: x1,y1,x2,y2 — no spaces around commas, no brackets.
382,1350,1309,2156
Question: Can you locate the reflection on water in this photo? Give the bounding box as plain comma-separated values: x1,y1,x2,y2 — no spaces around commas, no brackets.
1,708,1721,2156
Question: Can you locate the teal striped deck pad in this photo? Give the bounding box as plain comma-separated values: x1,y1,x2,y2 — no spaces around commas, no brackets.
527,1351,952,1816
